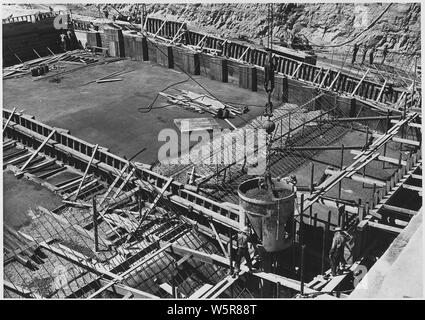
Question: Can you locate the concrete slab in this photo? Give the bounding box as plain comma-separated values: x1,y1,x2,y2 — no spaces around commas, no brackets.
3,59,274,164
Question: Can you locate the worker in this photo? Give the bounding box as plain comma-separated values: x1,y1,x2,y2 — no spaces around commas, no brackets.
59,33,67,51
369,46,376,65
381,44,388,65
233,226,256,278
360,45,368,65
329,227,350,276
351,43,360,64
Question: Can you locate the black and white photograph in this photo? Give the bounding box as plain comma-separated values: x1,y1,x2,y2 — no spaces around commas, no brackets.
1,1,423,302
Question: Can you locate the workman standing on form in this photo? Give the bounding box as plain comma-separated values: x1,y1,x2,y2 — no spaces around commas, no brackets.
233,227,257,278
329,227,350,276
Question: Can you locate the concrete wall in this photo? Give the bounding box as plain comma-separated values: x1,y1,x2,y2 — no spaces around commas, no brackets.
2,17,64,67
82,29,395,126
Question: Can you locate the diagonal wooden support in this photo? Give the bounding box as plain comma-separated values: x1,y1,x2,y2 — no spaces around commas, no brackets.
2,107,16,134
169,23,186,44
311,67,323,84
238,47,250,62
319,69,330,88
328,71,341,90
154,20,166,37
112,167,136,199
376,79,387,103
74,144,98,200
351,69,370,96
99,162,130,206
17,129,56,175
134,177,173,231
292,62,303,78
196,34,207,48
208,221,229,258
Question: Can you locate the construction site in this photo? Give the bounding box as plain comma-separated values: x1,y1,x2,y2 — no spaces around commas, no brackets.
2,3,423,299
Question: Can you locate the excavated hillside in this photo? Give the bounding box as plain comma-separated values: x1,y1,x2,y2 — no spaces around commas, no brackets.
145,3,420,53
3,3,420,56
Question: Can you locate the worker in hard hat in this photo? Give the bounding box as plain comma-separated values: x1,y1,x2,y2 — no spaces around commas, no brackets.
329,227,350,276
233,226,256,278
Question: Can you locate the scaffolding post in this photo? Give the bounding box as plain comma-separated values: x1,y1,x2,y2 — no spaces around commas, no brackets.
228,227,233,275
300,244,306,295
310,163,315,195
338,144,344,199
92,196,98,253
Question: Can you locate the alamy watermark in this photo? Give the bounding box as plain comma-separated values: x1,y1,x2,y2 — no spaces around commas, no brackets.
158,121,267,175
53,14,69,30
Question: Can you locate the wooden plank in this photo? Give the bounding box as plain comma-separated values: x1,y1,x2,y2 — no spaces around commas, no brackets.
389,120,421,129
209,221,229,258
351,69,370,96
350,150,407,166
381,204,419,217
189,284,213,298
17,129,56,174
328,71,341,90
99,162,130,206
166,243,229,267
292,62,303,78
392,137,420,147
2,107,16,133
98,280,159,299
74,144,99,199
368,221,403,234
402,184,422,192
4,280,42,299
134,177,173,230
324,168,386,187
112,167,136,198
376,80,387,102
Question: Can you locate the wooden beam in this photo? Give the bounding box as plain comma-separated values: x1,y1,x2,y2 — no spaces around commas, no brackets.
17,129,56,174
238,47,250,62
166,243,229,267
381,204,419,217
401,184,422,192
392,137,420,147
196,34,207,47
189,284,213,298
368,221,403,234
134,177,173,230
112,167,136,199
74,144,98,200
324,168,386,187
4,280,42,299
208,221,229,258
154,20,166,37
311,67,322,83
89,279,160,299
99,162,130,206
2,107,16,133
376,80,387,102
292,62,303,78
328,71,341,90
390,119,422,129
350,150,407,166
319,69,330,88
351,69,370,96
